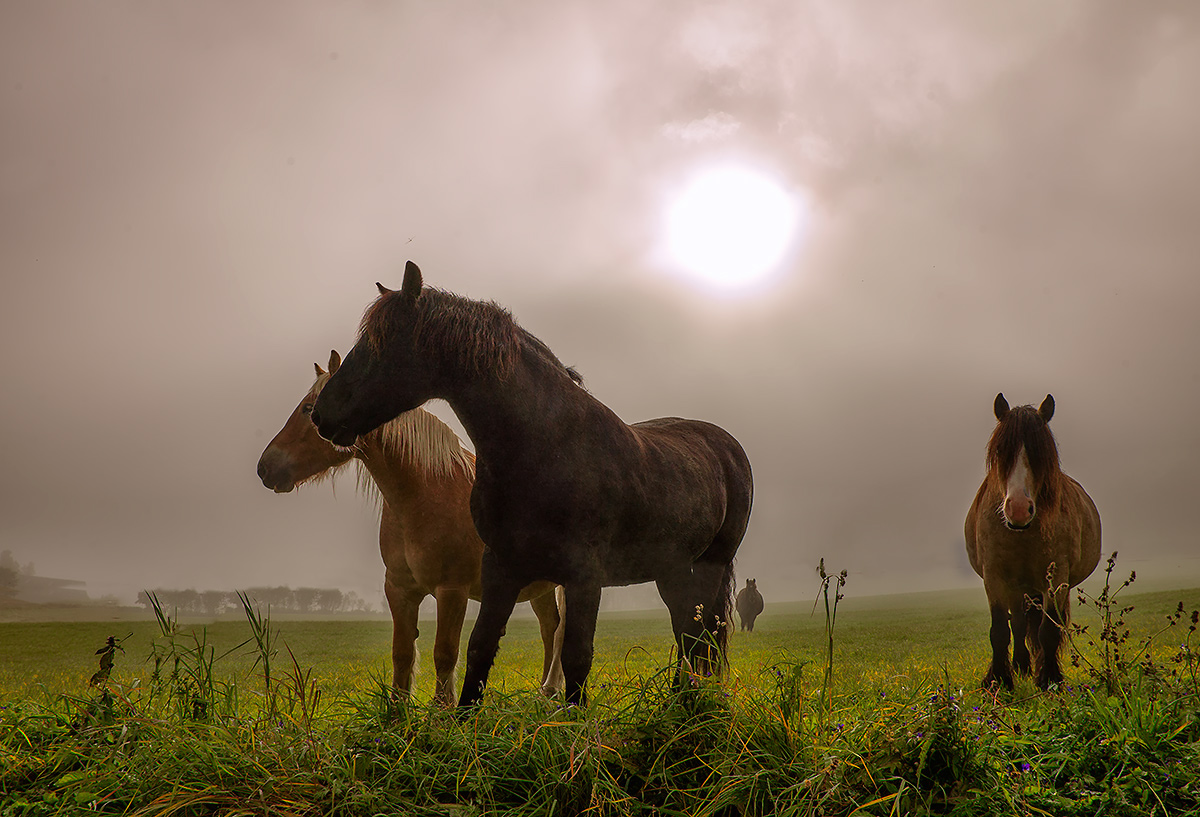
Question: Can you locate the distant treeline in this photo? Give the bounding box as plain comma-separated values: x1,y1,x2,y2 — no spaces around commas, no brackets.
0,550,26,598
135,586,379,616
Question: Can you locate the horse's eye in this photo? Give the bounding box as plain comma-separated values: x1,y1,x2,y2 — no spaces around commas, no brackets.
302,404,314,416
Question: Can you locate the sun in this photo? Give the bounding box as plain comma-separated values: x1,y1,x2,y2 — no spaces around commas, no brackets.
664,166,804,288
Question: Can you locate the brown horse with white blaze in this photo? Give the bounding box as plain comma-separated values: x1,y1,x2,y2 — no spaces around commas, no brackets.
257,351,564,706
965,393,1101,690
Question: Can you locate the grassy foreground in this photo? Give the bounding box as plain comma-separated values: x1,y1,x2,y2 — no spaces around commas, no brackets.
2,566,1199,816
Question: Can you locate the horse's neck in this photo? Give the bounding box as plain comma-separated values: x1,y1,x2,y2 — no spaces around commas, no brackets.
354,433,431,511
446,348,595,467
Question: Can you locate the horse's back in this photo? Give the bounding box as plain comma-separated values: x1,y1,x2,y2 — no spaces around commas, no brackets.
963,480,991,579
626,417,753,563
629,417,753,514
629,417,752,483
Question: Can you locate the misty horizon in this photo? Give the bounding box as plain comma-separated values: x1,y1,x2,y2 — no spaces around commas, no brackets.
2,2,1198,614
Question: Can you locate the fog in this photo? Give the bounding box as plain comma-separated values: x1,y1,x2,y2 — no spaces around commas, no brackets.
2,2,1197,610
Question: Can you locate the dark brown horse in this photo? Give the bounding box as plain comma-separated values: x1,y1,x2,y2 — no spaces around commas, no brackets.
311,262,754,707
257,351,563,706
965,393,1101,690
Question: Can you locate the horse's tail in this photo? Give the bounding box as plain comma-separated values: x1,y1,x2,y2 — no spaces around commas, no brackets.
713,561,736,673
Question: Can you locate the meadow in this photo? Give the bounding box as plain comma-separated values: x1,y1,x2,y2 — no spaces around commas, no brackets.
2,564,1199,816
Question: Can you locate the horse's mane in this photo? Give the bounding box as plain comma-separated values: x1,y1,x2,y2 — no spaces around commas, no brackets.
354,409,475,509
985,404,1063,521
360,287,520,379
306,369,475,505
516,326,585,386
360,286,585,386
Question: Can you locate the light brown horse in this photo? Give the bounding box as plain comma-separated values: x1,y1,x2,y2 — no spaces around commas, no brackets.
257,351,564,706
965,393,1101,690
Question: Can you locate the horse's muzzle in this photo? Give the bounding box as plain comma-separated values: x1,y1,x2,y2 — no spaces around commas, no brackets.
256,452,296,493
310,408,353,447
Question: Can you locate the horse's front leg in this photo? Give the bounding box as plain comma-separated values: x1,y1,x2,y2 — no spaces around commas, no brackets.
1012,597,1034,677
432,585,470,708
983,602,1014,690
561,582,602,706
457,550,521,710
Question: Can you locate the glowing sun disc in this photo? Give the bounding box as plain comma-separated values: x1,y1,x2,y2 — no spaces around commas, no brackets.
666,167,800,286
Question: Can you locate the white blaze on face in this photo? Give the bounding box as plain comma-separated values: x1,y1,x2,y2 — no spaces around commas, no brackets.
1002,446,1036,529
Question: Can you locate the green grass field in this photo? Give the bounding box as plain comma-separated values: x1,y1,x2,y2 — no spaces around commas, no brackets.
2,575,1199,815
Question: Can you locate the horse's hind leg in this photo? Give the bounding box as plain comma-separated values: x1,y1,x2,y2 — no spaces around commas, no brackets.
983,602,1014,690
560,582,602,706
657,560,730,685
432,585,470,708
659,577,705,688
529,586,564,696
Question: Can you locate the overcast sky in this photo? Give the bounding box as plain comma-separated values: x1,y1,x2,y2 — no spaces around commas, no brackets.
2,1,1197,609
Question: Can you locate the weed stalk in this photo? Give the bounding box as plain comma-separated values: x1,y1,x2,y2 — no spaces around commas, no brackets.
814,558,847,733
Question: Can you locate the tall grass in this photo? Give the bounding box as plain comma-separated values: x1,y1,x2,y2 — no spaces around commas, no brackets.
2,564,1199,816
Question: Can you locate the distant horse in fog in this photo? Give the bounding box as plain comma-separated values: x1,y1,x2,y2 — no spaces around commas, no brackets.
964,393,1101,690
736,579,764,631
257,350,563,706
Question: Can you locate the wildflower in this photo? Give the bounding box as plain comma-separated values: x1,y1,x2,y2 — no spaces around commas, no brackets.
1020,762,1032,773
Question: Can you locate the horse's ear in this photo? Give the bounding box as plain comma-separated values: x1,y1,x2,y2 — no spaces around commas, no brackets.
1039,394,1055,423
376,282,392,296
328,350,341,375
400,260,422,305
314,362,326,376
993,393,1010,420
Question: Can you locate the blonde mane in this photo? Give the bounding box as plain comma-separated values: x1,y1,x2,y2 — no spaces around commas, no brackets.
304,369,474,508
353,408,475,508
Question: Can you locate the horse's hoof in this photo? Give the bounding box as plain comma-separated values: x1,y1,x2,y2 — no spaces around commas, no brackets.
982,669,1014,691
1036,672,1064,691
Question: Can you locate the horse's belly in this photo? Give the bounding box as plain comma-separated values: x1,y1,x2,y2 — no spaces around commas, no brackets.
471,462,730,587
